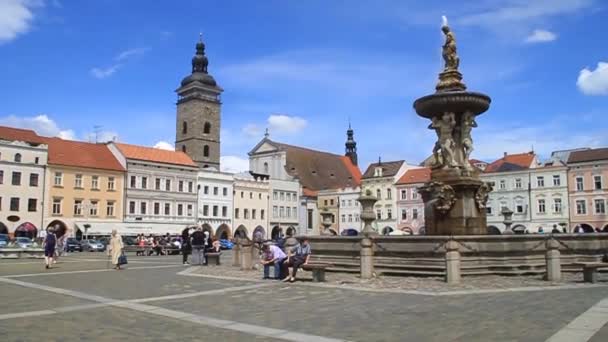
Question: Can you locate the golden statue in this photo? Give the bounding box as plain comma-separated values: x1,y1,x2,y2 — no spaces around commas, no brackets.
441,24,459,71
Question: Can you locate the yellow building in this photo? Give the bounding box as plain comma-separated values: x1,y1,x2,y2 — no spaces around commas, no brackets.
43,138,125,238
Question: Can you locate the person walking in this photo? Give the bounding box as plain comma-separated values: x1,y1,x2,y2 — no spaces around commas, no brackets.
43,228,56,269
282,237,311,283
108,229,124,270
181,228,192,265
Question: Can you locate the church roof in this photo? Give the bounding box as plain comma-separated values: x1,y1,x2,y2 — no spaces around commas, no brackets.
114,143,197,167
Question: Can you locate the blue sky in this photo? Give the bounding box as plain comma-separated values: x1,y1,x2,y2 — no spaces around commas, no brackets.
1,0,607,172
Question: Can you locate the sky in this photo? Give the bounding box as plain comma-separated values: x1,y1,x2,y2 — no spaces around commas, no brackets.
1,0,607,173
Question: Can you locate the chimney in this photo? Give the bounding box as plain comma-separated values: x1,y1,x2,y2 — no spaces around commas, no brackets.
503,152,507,158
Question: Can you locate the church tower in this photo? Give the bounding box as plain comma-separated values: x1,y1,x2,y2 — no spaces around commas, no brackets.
175,35,223,169
345,123,358,166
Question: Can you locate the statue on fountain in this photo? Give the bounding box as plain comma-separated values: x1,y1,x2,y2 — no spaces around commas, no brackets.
441,25,459,71
436,16,466,92
430,112,457,168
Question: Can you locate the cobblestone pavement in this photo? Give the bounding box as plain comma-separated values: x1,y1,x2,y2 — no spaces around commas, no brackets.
1,253,607,341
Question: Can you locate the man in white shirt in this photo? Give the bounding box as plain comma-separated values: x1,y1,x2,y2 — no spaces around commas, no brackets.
261,243,287,280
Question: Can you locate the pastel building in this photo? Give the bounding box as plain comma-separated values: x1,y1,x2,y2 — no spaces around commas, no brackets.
395,168,430,234
233,172,270,239
197,169,233,239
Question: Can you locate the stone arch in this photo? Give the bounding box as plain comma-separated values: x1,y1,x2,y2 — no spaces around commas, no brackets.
381,226,393,236
234,225,248,239
215,224,231,240
286,226,296,237
0,222,8,235
512,224,526,234
271,226,283,240
580,223,595,233
602,224,608,232
203,145,210,157
252,226,265,241
47,220,67,238
202,223,213,236
14,222,38,239
203,122,211,134
401,227,414,235
487,226,501,235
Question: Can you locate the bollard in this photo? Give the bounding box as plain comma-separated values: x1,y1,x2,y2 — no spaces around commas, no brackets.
360,237,374,279
232,238,241,267
445,240,461,284
240,240,253,270
545,238,561,282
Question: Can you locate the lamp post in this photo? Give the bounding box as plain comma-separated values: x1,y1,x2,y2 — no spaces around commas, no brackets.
357,190,378,236
501,207,514,235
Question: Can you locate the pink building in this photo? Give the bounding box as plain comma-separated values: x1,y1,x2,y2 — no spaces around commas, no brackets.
567,148,608,232
395,168,430,234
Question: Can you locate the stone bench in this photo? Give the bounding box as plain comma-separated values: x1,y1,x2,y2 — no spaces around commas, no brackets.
206,252,221,266
302,263,331,282
574,262,608,283
0,248,45,259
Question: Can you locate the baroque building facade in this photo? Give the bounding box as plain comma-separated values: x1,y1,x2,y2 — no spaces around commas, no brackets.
197,169,233,239
233,172,270,239
395,168,430,235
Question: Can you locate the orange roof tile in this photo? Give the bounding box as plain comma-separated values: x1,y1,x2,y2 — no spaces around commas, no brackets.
396,168,431,185
484,152,536,173
115,143,197,167
44,138,125,172
0,125,46,144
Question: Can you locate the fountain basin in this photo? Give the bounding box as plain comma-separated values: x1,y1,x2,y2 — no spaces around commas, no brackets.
413,91,491,119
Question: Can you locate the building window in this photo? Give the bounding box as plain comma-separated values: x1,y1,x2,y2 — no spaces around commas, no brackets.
73,200,82,215
154,202,160,215
34,157,39,164
401,209,407,220
203,145,210,157
166,179,171,191
412,208,418,220
374,167,382,177
576,200,586,215
182,145,186,153
129,201,135,214
28,198,37,212
107,201,115,217
223,187,228,196
553,175,561,186
499,180,506,190
213,205,218,217
12,171,21,186
204,122,211,134
130,176,136,188
486,206,492,215
376,210,382,220
241,191,244,198
330,199,334,206
286,207,291,218
515,178,522,189
74,174,83,188
401,190,407,200
412,189,418,200
273,191,278,200
52,198,62,215
387,189,392,200
140,202,147,215
244,209,249,219
348,214,353,222
287,193,291,201
538,199,546,214
594,175,602,190
187,204,193,217
14,153,21,162
204,186,209,195
29,173,39,187
203,205,209,216
279,206,284,218
261,209,265,220
91,175,99,189
89,201,98,216
54,172,63,186
9,197,19,211
553,198,562,214
179,181,184,192
387,208,392,219
537,176,544,187
516,204,524,213
341,200,346,207
293,207,297,218
164,203,170,216
0,170,3,184
188,182,193,193
595,199,606,214
234,208,239,219
177,204,183,216
213,187,218,195
273,206,278,218
341,214,346,223
355,214,360,222
307,209,313,229
264,162,269,174
223,206,228,217
259,193,262,200
376,189,381,199
155,178,161,190
280,192,285,201
182,121,187,134
141,177,147,189
576,177,584,191
107,177,115,190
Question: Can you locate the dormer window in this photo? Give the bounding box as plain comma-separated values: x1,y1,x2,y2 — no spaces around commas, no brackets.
374,167,383,177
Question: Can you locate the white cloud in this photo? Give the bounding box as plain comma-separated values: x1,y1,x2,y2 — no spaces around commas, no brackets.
268,114,307,134
220,156,250,174
242,123,262,138
153,141,174,150
115,47,149,61
577,62,608,95
525,29,557,43
0,0,41,44
0,114,75,139
91,47,148,79
90,65,122,79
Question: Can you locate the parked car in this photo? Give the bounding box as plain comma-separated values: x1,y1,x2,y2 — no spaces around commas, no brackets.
122,236,137,246
340,229,359,236
81,239,105,252
98,237,111,247
65,238,83,252
0,234,9,248
15,237,34,249
219,239,234,250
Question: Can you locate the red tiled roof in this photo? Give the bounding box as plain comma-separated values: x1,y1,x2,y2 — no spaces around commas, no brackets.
114,143,197,167
0,125,46,144
568,148,608,163
396,168,430,185
44,138,125,172
484,152,536,173
302,188,318,197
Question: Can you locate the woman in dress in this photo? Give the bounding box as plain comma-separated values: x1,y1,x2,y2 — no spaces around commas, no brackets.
43,228,56,269
108,229,124,270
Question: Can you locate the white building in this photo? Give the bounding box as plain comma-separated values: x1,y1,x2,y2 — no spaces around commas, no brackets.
197,169,233,239
395,168,430,235
108,142,198,235
233,172,270,239
0,128,48,237
336,186,362,232
268,179,300,239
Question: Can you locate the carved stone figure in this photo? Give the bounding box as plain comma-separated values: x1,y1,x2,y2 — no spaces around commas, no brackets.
474,182,493,209
430,112,457,168
461,111,477,168
420,181,456,214
441,25,459,71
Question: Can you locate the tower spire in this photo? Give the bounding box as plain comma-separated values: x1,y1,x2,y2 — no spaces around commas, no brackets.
345,122,358,166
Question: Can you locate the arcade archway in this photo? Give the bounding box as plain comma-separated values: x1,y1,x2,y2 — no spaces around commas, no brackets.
487,226,501,235
271,226,283,240
234,225,248,240
202,224,213,236
252,226,265,240
580,223,595,233
381,226,393,236
0,222,8,235
215,224,231,240
286,226,296,237
47,220,67,238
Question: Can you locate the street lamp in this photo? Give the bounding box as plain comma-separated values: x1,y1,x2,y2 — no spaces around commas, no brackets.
501,207,514,235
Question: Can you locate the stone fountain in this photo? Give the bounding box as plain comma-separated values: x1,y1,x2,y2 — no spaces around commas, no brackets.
414,17,492,235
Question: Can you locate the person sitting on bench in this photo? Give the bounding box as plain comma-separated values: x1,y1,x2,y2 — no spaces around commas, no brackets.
282,237,311,283
261,242,287,280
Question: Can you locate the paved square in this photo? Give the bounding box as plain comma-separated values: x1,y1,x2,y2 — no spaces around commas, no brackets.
1,254,607,341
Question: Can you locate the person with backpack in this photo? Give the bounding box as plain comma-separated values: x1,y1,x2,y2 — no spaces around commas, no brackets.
43,228,57,269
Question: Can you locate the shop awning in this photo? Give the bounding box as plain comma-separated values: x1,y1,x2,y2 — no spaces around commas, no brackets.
75,222,191,236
